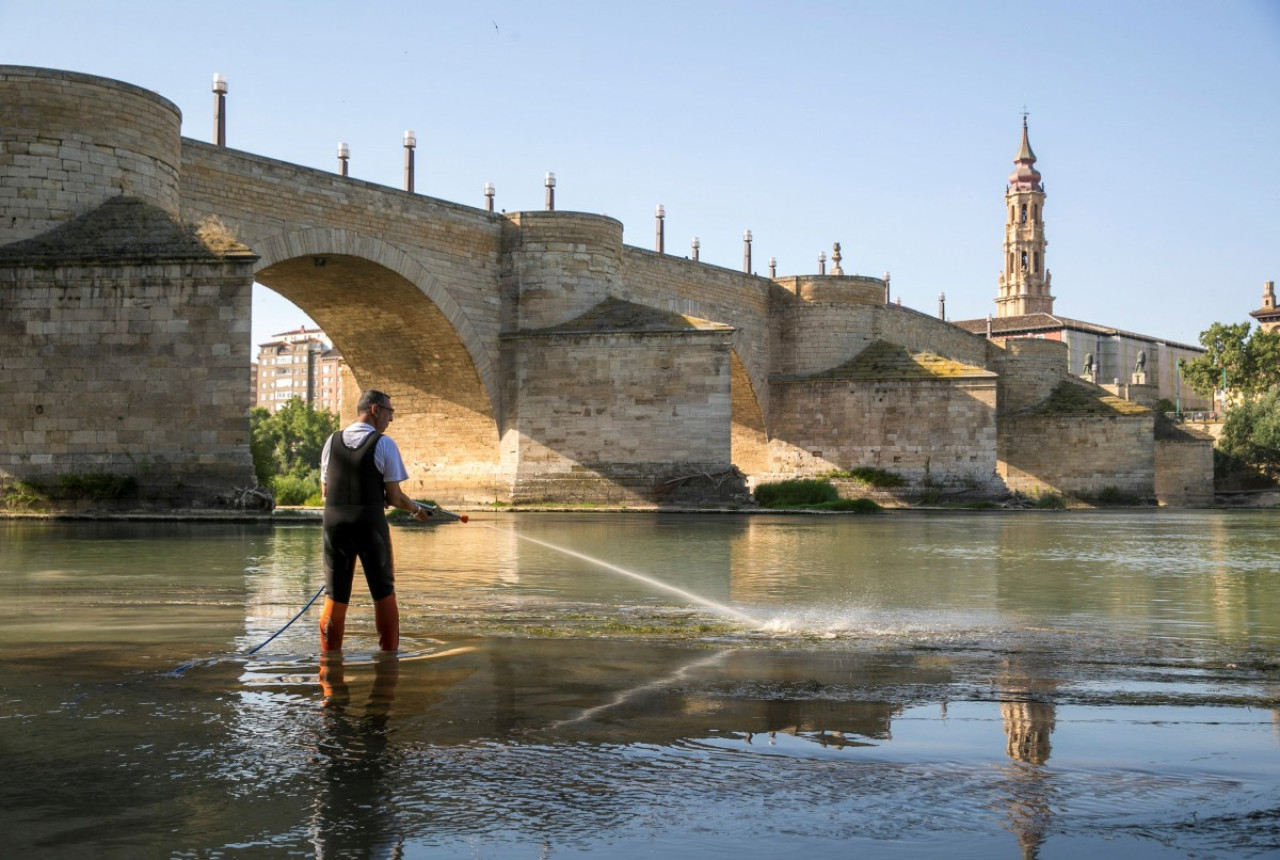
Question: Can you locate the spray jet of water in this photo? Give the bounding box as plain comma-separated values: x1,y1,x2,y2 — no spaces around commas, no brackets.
479,523,762,627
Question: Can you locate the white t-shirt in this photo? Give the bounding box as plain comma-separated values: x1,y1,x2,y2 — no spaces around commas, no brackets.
320,422,409,484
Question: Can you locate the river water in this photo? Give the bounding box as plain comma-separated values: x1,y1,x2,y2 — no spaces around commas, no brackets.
1,511,1277,858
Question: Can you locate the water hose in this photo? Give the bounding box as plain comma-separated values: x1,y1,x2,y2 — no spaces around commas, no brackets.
245,585,326,655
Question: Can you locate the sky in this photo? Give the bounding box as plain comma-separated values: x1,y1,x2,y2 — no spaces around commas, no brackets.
4,0,1278,351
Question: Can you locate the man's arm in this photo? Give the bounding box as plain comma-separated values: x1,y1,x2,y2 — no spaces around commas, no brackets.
319,435,332,498
385,480,431,521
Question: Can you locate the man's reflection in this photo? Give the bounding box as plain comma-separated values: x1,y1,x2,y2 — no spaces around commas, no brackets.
310,652,403,859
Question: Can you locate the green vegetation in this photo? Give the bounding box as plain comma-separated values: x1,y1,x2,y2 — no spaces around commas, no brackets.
0,472,138,510
1177,321,1280,487
755,479,838,507
0,479,50,510
754,479,882,513
1217,386,1280,484
1033,492,1067,509
1179,322,1280,400
1089,485,1144,506
249,398,339,506
821,466,906,488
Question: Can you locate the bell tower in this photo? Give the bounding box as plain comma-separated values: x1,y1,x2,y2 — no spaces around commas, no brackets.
996,115,1053,317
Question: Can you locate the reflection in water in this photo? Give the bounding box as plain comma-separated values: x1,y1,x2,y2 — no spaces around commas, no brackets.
998,659,1059,860
312,653,403,859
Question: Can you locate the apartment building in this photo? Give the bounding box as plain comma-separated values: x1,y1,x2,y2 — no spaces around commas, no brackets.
253,326,345,415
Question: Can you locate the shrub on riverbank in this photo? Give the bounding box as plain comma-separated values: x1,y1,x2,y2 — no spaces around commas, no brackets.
753,480,881,513
0,479,50,510
755,479,838,507
270,469,322,506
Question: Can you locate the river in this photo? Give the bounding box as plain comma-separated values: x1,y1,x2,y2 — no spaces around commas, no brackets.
1,510,1277,858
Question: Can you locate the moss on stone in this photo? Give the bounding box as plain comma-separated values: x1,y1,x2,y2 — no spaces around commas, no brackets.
805,340,995,381
1031,380,1151,416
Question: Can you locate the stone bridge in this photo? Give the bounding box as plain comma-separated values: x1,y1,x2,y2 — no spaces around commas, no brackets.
0,67,1213,507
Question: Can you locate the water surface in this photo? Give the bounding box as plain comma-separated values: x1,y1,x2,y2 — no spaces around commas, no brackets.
1,511,1277,858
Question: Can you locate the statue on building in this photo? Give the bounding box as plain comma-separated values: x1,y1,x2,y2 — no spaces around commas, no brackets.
1132,349,1148,385
1082,352,1095,381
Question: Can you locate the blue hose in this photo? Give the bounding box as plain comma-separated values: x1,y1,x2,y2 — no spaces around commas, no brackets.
168,585,325,676
245,585,326,655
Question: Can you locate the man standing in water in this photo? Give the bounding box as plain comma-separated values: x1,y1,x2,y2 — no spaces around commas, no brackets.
319,388,431,652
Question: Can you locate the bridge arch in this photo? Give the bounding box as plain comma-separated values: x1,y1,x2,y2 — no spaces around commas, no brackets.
252,227,504,501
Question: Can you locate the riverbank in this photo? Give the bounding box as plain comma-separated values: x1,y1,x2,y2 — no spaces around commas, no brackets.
4,492,1278,521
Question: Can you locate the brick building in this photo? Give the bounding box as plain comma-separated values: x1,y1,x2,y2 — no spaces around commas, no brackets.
253,326,346,414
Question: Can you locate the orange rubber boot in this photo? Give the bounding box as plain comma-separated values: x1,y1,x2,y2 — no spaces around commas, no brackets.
319,597,348,652
374,593,400,652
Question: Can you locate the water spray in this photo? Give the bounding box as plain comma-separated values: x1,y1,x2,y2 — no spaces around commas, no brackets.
477,523,761,627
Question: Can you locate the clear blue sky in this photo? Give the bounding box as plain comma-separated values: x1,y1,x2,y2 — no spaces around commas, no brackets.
5,0,1277,350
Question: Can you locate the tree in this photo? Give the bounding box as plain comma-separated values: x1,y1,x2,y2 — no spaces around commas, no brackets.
1179,322,1280,400
1218,387,1280,481
249,398,339,488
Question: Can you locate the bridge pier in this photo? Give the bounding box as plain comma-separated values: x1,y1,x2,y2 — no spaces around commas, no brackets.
1,67,258,509
501,298,746,506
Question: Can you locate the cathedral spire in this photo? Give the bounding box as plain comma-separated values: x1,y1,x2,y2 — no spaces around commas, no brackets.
996,114,1052,317
1009,114,1043,192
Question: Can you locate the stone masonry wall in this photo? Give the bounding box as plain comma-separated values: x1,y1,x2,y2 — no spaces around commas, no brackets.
0,68,1211,509
0,67,183,244
770,294,991,381
0,258,257,504
502,328,739,504
765,377,999,485
181,141,507,407
992,338,1070,412
999,413,1155,497
1154,435,1214,507
620,249,773,419
504,212,624,331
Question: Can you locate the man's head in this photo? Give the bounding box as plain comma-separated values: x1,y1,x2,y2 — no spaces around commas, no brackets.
357,389,394,431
